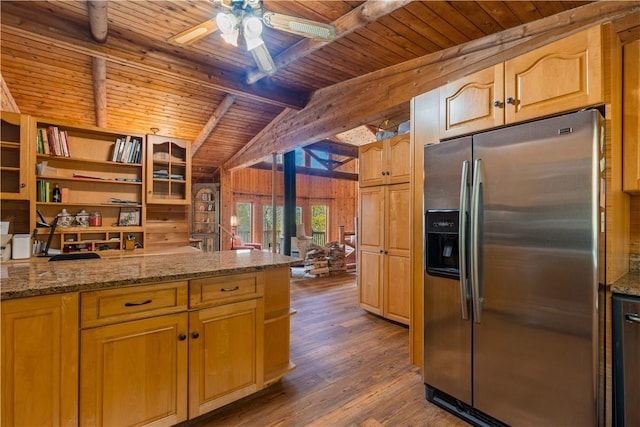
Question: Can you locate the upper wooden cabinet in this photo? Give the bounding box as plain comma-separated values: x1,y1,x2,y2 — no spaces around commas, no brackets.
440,25,604,139
359,134,410,187
0,111,30,200
147,134,191,204
623,40,640,193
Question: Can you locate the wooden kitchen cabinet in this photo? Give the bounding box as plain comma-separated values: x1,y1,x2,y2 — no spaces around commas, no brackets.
440,24,604,139
79,281,189,426
358,183,411,324
146,134,191,204
264,267,295,385
358,134,410,187
1,293,78,427
623,40,640,193
188,298,264,418
0,111,30,200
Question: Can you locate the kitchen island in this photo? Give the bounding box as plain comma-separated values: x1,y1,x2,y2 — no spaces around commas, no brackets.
1,249,299,426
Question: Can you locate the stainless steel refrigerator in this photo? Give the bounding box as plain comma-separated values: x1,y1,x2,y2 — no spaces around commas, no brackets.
423,109,604,426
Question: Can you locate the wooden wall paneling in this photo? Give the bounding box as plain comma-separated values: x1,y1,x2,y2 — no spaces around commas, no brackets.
145,205,189,250
220,167,233,250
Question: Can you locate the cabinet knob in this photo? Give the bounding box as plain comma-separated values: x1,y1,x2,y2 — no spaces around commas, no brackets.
191,332,200,339
506,97,516,105
493,100,502,108
20,183,26,188
178,333,187,341
379,250,384,254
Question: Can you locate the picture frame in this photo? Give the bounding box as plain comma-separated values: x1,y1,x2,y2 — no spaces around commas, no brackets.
118,207,140,226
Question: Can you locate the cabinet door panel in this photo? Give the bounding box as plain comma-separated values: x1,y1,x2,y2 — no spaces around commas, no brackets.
439,64,504,139
0,111,30,199
80,313,188,427
359,141,385,187
505,25,602,123
189,299,264,418
385,254,411,325
1,294,78,427
386,183,411,256
358,186,384,251
387,135,411,184
359,250,384,314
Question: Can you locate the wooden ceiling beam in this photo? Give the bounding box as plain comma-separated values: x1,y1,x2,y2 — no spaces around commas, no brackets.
245,0,415,84
192,94,237,155
225,1,640,170
250,162,358,181
92,57,107,128
0,3,307,110
306,140,359,158
87,0,109,43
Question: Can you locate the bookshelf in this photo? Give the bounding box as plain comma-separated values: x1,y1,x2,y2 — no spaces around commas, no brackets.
32,117,146,256
192,184,220,252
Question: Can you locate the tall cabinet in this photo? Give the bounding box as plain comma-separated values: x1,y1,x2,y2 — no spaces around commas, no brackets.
358,134,411,325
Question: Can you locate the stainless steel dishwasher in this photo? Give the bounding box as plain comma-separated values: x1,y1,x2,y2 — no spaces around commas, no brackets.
613,294,640,427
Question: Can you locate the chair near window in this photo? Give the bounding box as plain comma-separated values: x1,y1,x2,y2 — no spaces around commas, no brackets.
231,235,262,250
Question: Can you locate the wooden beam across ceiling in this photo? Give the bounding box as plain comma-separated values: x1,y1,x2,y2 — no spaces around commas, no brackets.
0,2,308,110
225,1,640,170
250,162,358,181
192,94,237,154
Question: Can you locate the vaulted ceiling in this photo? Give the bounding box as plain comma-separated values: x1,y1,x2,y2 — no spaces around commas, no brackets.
1,1,638,182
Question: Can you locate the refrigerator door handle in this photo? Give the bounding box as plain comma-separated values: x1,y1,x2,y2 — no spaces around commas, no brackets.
458,160,470,320
470,158,483,324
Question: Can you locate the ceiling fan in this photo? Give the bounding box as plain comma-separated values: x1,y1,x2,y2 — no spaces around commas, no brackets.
168,0,336,76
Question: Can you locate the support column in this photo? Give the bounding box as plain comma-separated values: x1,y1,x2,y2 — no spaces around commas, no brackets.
282,151,296,255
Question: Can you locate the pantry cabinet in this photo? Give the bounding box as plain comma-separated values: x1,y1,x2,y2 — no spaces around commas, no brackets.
440,25,603,139
358,183,411,324
1,293,78,427
623,40,640,193
358,134,410,187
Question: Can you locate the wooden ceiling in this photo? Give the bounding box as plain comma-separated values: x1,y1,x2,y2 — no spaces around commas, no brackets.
1,1,638,182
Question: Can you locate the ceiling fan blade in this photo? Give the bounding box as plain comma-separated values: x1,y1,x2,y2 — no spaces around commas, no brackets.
262,12,336,42
250,43,276,75
168,18,218,45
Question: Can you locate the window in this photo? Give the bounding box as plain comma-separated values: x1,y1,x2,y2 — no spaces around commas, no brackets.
236,202,252,242
311,205,327,246
263,205,283,250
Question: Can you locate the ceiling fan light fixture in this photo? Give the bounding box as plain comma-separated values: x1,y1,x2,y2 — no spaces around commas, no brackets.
243,16,265,51
250,43,276,75
262,12,336,42
216,12,239,46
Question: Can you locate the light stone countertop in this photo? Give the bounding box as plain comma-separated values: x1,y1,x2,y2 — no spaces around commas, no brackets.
0,249,301,300
612,271,640,298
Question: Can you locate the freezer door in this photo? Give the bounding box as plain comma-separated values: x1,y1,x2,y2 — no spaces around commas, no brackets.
471,110,600,425
423,137,472,404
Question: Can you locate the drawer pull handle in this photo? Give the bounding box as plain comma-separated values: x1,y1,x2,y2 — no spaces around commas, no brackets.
124,299,152,307
626,313,640,323
221,286,240,292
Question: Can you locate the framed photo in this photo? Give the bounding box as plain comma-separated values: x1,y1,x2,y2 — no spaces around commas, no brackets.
119,207,140,226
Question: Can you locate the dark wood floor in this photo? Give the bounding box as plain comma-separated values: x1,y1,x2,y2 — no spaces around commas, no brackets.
184,270,467,427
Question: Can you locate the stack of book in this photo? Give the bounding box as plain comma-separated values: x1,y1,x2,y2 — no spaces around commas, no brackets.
36,127,72,157
112,136,142,163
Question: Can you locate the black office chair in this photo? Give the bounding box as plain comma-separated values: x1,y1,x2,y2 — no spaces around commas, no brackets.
49,252,101,262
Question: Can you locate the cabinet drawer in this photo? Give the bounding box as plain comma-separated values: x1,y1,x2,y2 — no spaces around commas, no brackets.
190,272,264,308
81,281,188,328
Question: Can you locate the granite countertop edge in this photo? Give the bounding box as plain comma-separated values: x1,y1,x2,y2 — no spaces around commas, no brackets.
611,271,640,297
1,250,301,300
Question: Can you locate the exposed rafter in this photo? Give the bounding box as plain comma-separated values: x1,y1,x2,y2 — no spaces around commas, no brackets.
0,72,19,113
250,162,358,181
192,94,236,154
87,0,108,43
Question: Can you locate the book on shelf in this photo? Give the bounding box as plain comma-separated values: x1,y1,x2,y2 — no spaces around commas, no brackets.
111,135,141,163
37,180,50,202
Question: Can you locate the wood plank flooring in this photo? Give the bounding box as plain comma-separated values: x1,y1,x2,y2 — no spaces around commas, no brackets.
182,271,466,427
